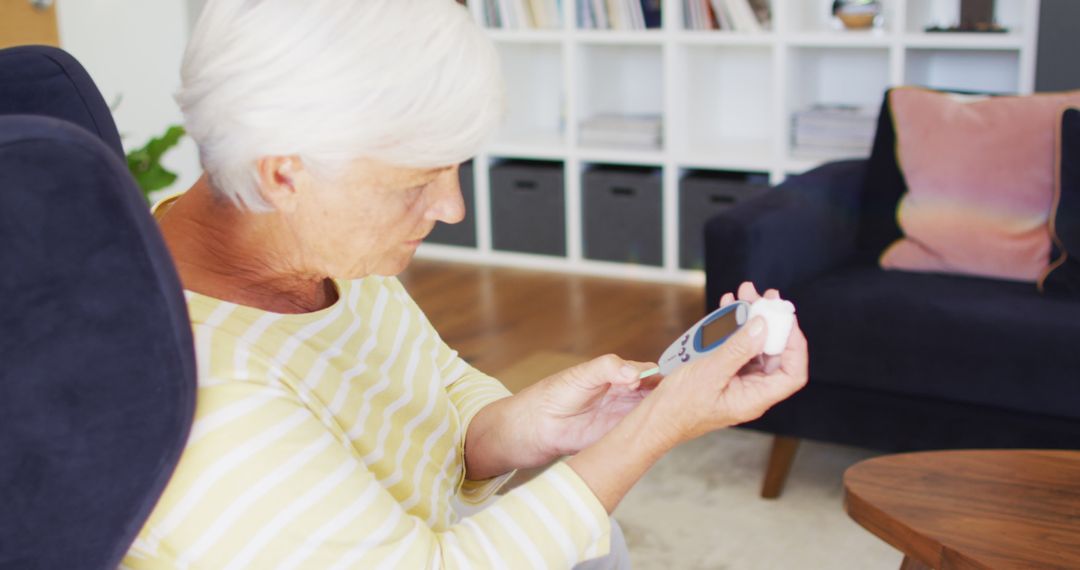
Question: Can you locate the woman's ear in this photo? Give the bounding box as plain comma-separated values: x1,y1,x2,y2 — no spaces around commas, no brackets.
256,156,303,212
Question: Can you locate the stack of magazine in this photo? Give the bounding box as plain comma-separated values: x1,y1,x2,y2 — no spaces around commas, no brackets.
579,114,663,149
685,0,771,31
791,104,878,155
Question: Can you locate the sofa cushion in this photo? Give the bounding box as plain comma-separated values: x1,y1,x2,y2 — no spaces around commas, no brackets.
855,87,993,267
790,266,1080,420
880,88,1080,282
1039,107,1080,296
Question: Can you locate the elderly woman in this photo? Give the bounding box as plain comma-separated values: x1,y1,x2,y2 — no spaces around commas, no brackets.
123,0,807,568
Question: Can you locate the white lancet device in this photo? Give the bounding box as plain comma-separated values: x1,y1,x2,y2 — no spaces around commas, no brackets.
658,301,750,376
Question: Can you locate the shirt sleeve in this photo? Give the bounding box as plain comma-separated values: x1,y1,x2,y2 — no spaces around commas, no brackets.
442,357,519,504
389,277,520,503
124,382,611,569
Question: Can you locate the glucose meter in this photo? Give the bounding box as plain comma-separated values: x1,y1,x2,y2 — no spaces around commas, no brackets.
655,298,797,376
658,301,750,376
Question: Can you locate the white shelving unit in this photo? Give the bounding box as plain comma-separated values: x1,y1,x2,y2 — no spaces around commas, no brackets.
416,0,1041,284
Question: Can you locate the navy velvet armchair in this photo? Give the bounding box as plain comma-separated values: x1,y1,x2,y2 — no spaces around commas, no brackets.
704,92,1080,498
0,46,195,569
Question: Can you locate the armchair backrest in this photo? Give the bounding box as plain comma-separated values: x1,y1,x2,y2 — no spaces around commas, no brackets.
0,45,123,157
0,49,195,570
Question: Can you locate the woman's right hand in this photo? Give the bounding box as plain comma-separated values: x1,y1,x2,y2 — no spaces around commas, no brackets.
564,282,807,514
643,282,809,448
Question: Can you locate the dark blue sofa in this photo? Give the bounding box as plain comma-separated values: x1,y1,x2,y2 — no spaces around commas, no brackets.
703,92,1080,498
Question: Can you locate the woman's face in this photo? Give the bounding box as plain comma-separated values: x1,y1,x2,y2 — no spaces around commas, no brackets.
287,158,464,279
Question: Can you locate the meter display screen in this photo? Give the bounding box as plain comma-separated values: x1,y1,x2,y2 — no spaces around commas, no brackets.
700,310,740,349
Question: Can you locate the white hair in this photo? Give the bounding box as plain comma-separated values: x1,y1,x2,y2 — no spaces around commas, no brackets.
178,0,504,211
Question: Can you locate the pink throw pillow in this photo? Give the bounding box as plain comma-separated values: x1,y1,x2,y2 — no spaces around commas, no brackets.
880,88,1080,282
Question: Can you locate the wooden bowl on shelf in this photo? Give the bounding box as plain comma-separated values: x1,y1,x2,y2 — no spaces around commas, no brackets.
838,12,876,29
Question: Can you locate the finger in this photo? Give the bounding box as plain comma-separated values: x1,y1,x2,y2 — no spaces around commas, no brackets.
623,360,660,381
737,282,762,302
638,375,663,391
784,316,807,352
703,316,768,378
563,354,636,390
761,354,782,374
719,292,735,307
763,288,781,299
778,317,809,377
615,359,660,385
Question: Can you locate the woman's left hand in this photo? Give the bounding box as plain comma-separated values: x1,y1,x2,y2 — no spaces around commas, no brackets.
520,355,658,460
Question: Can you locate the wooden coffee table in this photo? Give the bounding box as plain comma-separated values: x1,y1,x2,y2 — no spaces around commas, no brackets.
844,450,1080,570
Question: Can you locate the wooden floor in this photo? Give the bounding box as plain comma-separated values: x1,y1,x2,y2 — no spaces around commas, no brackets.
399,259,707,386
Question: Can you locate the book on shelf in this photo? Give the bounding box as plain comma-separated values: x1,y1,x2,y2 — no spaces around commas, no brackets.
686,0,770,31
724,0,759,32
641,0,661,28
685,0,712,30
748,0,770,29
484,0,561,29
585,0,609,29
580,0,661,29
605,0,623,29
578,0,594,28
579,114,663,149
710,0,729,30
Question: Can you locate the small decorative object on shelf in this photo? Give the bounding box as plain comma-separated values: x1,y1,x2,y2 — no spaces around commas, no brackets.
925,0,1007,33
831,0,882,30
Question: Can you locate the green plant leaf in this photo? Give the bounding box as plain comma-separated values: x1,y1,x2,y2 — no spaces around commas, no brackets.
143,125,186,163
126,125,186,205
133,163,179,194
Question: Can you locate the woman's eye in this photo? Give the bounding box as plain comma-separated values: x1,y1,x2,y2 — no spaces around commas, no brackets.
403,184,425,204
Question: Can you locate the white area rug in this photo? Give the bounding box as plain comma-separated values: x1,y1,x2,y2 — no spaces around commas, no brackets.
614,428,903,570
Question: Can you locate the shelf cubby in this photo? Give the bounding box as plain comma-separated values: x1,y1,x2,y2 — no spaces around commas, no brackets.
492,41,567,150
674,44,774,170
787,46,891,111
576,44,664,152
906,48,1021,94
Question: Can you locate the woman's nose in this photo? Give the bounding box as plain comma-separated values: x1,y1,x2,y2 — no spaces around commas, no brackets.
427,167,466,224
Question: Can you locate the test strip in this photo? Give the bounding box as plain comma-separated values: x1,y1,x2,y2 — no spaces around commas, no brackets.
638,366,660,379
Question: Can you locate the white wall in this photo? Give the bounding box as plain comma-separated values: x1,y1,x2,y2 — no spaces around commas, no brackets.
55,0,202,198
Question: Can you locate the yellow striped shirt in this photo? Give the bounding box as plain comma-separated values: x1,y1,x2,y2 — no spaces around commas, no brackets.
122,275,610,568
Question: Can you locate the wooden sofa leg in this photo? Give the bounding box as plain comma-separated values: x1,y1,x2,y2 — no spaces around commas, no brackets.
761,435,800,499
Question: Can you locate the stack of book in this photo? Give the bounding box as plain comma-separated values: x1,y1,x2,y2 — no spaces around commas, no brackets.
579,114,663,149
791,104,878,155
685,0,771,31
484,0,562,29
579,0,662,30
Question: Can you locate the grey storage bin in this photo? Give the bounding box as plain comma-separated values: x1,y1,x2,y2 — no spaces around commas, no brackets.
426,161,477,248
679,170,768,270
583,165,663,266
490,160,566,256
